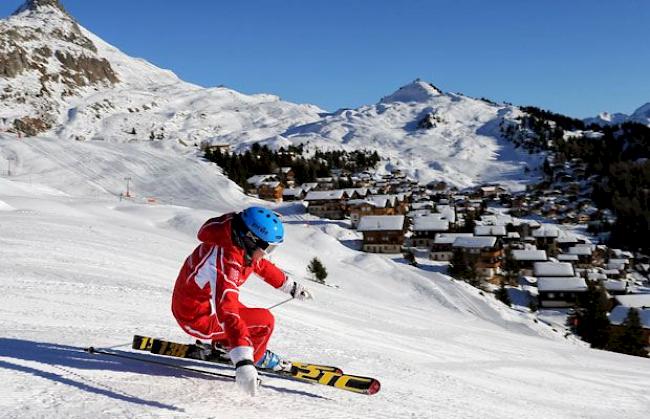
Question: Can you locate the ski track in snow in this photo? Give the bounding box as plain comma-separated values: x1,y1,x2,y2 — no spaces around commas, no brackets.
1,134,650,418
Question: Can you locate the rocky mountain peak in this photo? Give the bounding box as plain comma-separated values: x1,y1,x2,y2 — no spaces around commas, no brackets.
13,0,68,16
1,0,120,136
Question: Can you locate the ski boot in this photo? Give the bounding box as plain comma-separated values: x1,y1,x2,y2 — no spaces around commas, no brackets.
194,340,229,362
255,349,292,373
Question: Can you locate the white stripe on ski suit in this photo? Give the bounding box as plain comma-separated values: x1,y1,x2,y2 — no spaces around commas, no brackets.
190,244,252,347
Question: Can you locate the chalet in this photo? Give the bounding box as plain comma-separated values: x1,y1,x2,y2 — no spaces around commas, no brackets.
452,236,503,280
434,205,457,228
607,259,630,272
537,277,588,308
608,307,650,352
430,233,473,261
479,185,507,199
357,215,406,253
502,232,521,243
257,181,284,202
342,188,369,200
566,244,594,266
614,294,650,309
275,167,295,187
410,201,435,212
557,254,579,264
556,234,580,251
348,195,399,227
511,249,548,276
532,225,560,249
474,225,507,237
301,182,318,192
315,177,335,190
282,187,306,202
202,143,231,154
246,174,279,194
534,262,575,278
412,215,450,248
602,279,628,295
534,262,585,308
304,190,349,219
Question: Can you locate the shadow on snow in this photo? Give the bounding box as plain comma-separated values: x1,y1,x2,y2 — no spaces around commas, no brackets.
0,338,328,410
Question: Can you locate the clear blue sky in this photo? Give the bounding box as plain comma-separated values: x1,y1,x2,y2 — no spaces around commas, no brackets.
3,0,650,117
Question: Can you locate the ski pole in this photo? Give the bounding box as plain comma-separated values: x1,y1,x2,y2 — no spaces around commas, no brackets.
84,346,235,380
267,297,293,310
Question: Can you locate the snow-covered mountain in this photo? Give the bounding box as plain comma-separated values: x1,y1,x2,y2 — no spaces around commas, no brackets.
584,103,650,127
0,0,324,144
1,1,547,191
280,80,543,189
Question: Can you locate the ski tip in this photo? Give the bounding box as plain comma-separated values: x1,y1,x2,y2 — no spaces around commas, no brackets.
367,379,381,395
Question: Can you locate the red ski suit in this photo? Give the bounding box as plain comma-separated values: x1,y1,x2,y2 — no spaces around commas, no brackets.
171,213,287,362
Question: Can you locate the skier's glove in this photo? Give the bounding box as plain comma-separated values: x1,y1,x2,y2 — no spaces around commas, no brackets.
229,346,259,396
280,279,314,301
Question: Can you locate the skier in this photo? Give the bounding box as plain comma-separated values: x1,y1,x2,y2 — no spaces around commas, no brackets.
171,206,314,396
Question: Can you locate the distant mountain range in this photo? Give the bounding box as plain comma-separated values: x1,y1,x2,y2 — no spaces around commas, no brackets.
1,0,647,190
584,103,650,127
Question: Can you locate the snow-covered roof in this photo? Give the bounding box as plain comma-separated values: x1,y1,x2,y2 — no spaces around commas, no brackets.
607,262,626,271
557,254,579,262
305,190,347,201
611,249,634,259
259,181,281,188
567,246,593,256
343,188,369,197
534,262,575,277
587,272,607,281
556,234,580,244
357,215,405,232
433,233,473,245
608,306,650,329
413,216,449,232
247,174,277,186
452,236,497,249
603,280,627,292
410,201,434,210
532,225,560,238
479,214,514,226
537,277,588,292
512,250,548,261
282,187,304,196
614,294,650,308
474,225,507,236
301,182,318,191
435,205,456,223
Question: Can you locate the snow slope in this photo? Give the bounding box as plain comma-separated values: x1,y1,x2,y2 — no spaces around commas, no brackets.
1,133,650,419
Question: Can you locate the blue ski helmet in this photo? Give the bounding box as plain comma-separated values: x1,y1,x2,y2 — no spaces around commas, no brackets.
240,206,284,245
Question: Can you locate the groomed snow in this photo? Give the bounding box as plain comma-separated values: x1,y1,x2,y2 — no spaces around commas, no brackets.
2,133,650,419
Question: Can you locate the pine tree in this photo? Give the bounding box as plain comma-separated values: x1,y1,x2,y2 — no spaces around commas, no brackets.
403,250,417,267
607,308,648,357
308,257,328,284
576,282,611,349
448,250,469,279
495,281,511,307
